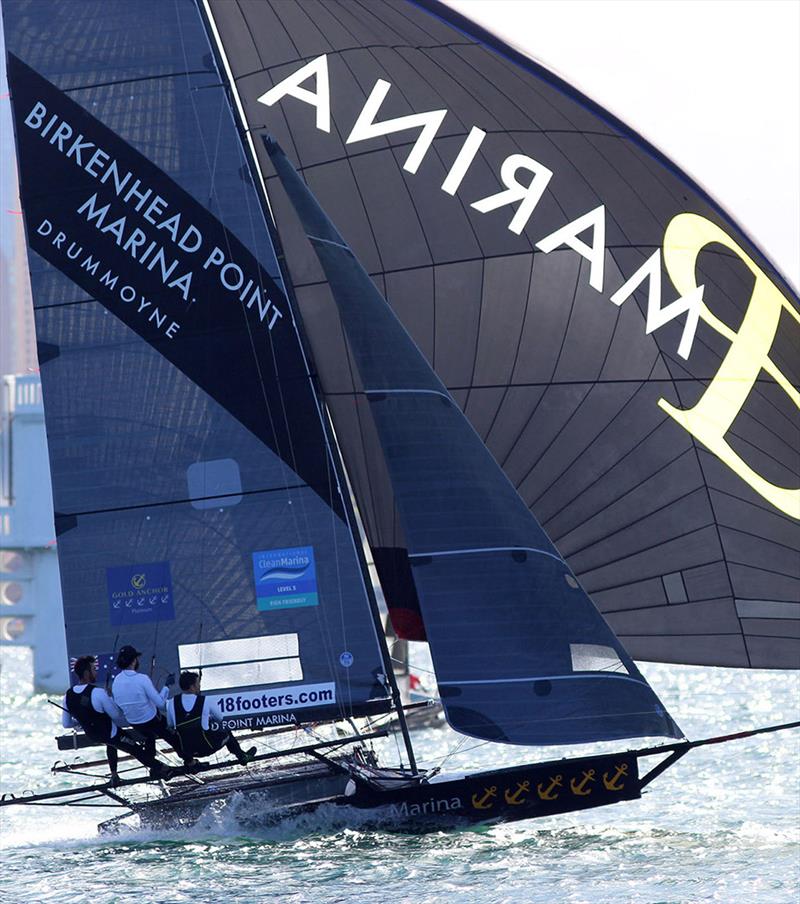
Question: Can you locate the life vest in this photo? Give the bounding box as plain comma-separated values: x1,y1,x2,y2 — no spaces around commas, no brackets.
65,684,113,741
173,694,217,757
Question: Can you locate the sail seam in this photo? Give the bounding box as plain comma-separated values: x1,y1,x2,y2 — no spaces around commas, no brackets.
321,375,785,394
532,363,679,521
285,243,744,289
555,467,706,561
233,42,475,83
265,129,625,174
481,254,536,447
618,631,766,637
498,263,582,474
577,522,717,581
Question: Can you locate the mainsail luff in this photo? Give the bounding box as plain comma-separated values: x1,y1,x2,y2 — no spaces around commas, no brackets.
197,0,419,771
265,137,682,746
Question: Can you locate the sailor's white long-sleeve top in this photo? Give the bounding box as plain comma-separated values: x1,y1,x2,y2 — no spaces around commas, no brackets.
111,670,169,725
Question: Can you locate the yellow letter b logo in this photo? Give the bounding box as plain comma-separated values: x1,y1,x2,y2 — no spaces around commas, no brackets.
659,213,799,519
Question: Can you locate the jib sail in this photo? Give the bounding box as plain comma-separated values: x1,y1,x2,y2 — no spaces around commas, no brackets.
265,137,682,746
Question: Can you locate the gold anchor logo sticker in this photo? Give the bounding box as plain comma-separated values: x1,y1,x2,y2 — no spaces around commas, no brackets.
603,763,628,791
504,781,530,805
537,775,562,800
570,769,596,797
131,573,146,590
471,786,497,809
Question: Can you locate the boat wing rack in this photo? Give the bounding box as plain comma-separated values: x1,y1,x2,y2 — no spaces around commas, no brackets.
0,729,389,809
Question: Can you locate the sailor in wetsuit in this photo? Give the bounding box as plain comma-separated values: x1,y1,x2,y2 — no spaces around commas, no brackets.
62,655,171,784
166,671,256,768
111,644,178,767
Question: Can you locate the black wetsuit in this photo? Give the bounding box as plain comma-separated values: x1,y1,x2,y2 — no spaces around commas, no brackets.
64,684,160,774
130,713,177,762
173,694,245,763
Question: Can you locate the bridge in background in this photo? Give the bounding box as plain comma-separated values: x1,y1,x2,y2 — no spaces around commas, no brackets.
0,373,67,693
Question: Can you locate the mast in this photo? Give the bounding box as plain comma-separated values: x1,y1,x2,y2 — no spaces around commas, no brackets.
195,0,418,774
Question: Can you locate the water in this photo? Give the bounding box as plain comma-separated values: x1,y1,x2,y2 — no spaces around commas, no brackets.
1,647,798,903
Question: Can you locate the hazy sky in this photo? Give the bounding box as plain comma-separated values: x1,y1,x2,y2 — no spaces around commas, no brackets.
448,0,800,289
1,0,798,288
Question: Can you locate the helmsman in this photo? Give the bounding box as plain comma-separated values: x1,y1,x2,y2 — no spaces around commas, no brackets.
166,671,256,768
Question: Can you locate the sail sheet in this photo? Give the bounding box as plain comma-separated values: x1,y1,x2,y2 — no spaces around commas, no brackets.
206,0,800,669
266,138,681,746
2,0,392,728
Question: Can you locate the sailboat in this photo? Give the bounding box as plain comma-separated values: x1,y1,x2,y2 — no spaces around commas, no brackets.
1,0,797,833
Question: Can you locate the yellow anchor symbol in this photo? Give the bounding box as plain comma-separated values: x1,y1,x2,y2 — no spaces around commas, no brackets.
603,763,628,791
471,786,497,809
504,780,530,805
570,769,596,796
536,775,563,801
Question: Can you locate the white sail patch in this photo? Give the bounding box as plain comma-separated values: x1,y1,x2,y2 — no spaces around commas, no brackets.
178,634,303,690
570,644,628,674
179,633,299,667
179,633,302,690
257,56,708,358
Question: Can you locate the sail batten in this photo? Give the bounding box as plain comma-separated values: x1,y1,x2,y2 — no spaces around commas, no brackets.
410,547,563,562
440,675,648,687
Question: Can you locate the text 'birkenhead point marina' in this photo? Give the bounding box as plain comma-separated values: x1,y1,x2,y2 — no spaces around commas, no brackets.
22,101,284,333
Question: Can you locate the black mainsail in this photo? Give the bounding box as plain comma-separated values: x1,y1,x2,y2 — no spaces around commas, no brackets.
3,3,396,732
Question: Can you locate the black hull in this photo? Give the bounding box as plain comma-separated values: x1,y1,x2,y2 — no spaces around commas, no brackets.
112,749,640,835
345,750,640,831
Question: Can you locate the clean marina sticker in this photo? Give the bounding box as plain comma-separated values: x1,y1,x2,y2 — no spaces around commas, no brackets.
252,546,319,611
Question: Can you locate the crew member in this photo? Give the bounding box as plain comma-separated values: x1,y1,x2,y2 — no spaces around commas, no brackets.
166,671,256,767
63,655,171,784
111,644,177,765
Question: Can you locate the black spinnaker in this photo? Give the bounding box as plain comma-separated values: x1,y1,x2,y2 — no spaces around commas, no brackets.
203,0,799,668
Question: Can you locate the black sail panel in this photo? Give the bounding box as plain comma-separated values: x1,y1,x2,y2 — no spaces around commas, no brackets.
2,0,391,728
207,0,800,669
266,138,682,746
